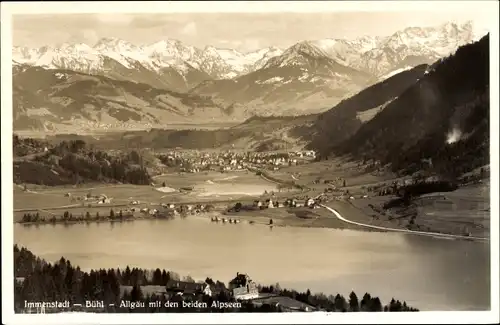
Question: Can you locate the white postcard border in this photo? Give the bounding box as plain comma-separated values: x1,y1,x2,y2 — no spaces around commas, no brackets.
2,1,499,324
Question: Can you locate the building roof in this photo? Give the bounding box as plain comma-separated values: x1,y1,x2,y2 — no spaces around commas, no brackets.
251,296,316,311
229,273,252,287
166,280,205,294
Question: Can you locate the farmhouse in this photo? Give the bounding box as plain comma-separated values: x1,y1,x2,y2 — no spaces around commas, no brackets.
229,273,259,300
166,280,205,296
165,280,226,298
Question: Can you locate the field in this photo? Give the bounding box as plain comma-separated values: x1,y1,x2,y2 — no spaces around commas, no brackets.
222,202,373,231
13,170,286,223
265,157,402,194
348,181,490,237
258,157,491,238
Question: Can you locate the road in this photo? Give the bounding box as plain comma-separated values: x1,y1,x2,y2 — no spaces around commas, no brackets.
320,204,489,242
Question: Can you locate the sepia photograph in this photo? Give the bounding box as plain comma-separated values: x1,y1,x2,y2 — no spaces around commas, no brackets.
1,1,499,324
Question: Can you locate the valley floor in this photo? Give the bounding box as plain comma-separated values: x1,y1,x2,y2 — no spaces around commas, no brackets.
12,157,490,240
247,158,490,239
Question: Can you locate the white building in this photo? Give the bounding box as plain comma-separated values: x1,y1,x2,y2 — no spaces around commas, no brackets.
203,284,213,297
268,199,275,209
230,273,259,300
233,286,259,300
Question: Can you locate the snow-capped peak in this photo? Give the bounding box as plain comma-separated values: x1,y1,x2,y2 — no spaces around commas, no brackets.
261,41,331,69
93,37,137,52
203,45,222,57
285,41,329,58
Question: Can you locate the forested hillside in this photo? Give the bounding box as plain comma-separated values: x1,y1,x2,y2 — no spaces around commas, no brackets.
299,64,428,151
13,137,152,186
321,34,490,177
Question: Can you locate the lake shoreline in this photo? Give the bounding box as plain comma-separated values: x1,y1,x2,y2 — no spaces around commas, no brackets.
15,204,489,243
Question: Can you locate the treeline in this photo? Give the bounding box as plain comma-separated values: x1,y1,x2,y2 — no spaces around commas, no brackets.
14,138,152,186
253,169,306,191
397,180,458,200
20,209,136,224
13,134,50,157
19,204,216,225
260,285,418,312
14,245,419,313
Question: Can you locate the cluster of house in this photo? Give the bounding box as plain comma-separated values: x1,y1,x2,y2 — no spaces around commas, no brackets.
126,201,214,217
153,273,259,301
65,192,112,205
127,273,257,303
253,197,319,209
211,216,241,224
132,273,314,312
160,150,316,173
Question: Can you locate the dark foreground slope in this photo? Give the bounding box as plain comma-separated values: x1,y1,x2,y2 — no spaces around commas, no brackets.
319,35,490,177
14,245,419,313
298,64,428,151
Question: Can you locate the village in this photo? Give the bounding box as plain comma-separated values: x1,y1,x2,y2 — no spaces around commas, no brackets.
158,149,317,174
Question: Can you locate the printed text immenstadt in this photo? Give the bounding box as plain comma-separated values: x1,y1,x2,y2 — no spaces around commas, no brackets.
23,300,243,310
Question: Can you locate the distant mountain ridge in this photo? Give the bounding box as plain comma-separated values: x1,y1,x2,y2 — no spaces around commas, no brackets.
13,38,284,82
13,21,478,82
12,20,483,131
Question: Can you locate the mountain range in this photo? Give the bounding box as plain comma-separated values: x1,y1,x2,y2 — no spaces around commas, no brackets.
12,20,481,131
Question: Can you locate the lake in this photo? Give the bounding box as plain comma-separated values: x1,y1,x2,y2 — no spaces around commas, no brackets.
14,217,490,311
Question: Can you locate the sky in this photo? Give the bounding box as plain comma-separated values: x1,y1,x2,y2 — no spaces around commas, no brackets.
12,11,492,52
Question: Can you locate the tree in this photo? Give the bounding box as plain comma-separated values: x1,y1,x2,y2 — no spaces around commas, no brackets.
234,202,242,212
334,294,347,311
348,291,359,311
152,268,162,285
162,182,166,187
273,283,282,294
370,297,383,311
360,293,371,311
110,209,115,218
85,212,91,220
161,270,170,286
130,284,144,302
